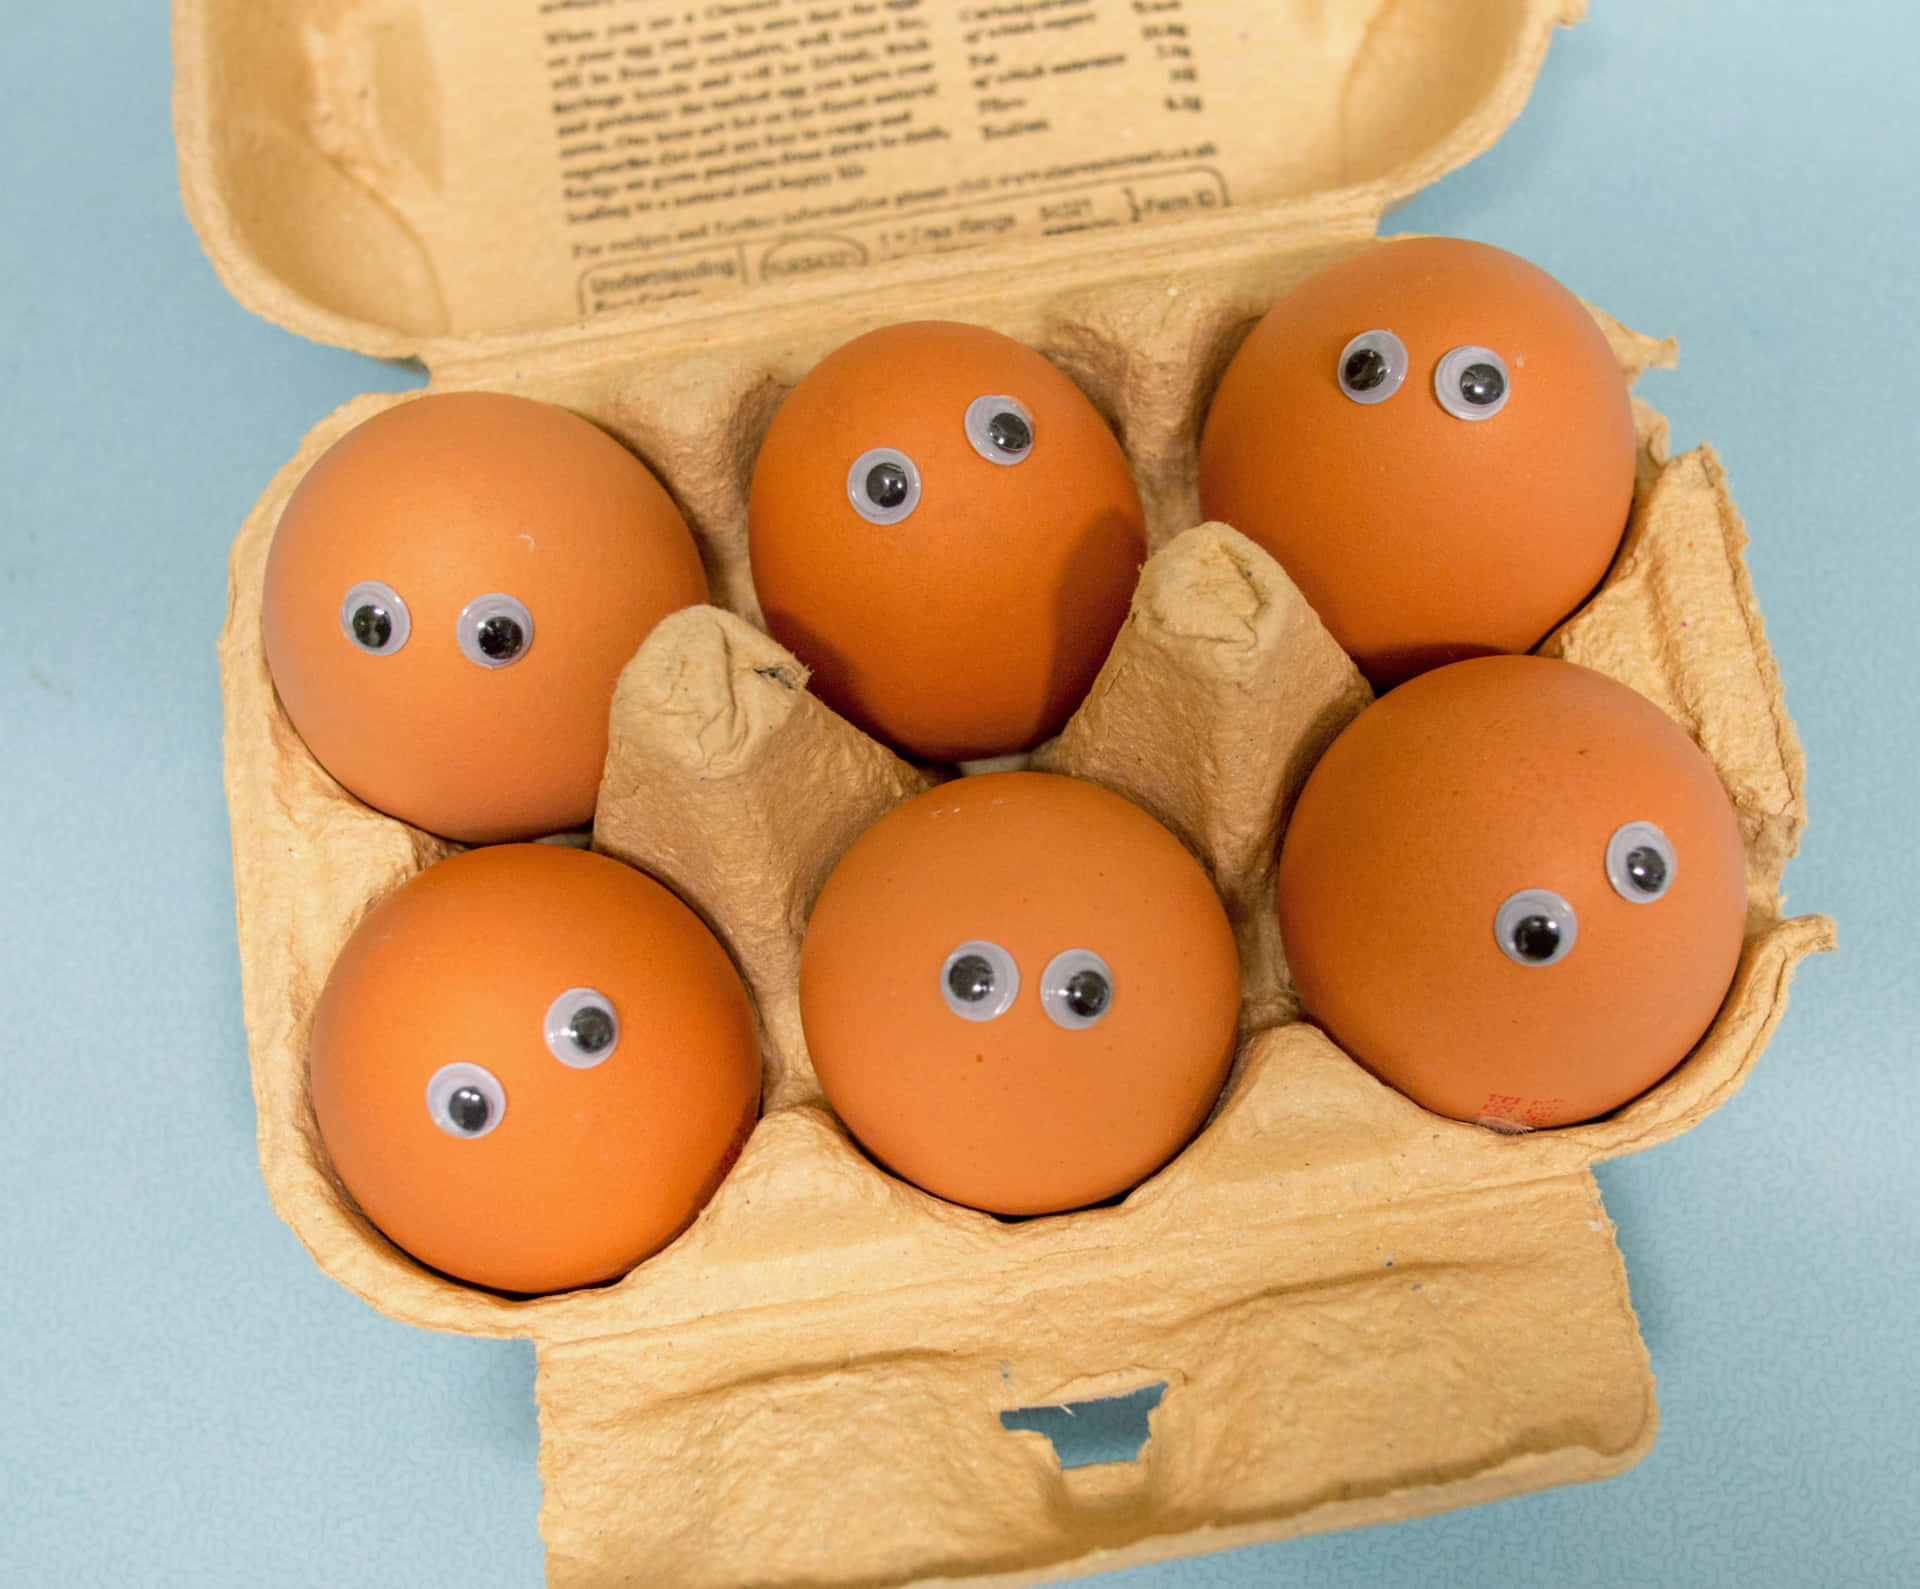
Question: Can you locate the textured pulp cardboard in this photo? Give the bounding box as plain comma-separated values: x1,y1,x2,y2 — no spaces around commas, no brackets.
179,1,1834,1582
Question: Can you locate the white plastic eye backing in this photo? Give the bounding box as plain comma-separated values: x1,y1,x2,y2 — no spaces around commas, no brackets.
425,1062,506,1139
846,447,922,524
1039,948,1115,1029
456,593,534,669
939,940,1019,1022
1494,888,1578,967
1606,822,1678,903
338,580,411,656
1336,330,1409,405
963,395,1035,464
543,987,621,1068
1434,345,1511,421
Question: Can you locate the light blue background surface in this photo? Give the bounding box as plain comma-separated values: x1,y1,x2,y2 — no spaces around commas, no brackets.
2,3,1914,1585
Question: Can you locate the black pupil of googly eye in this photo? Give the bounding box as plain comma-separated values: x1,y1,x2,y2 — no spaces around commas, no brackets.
568,1004,615,1054
1459,362,1506,406
1511,914,1561,962
446,1086,491,1133
1624,845,1669,894
865,461,909,509
987,410,1031,454
476,614,525,661
351,605,392,649
1062,968,1110,1019
1344,347,1390,392
947,954,996,1003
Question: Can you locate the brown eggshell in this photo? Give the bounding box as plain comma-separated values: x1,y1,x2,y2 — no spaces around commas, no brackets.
1198,237,1636,688
799,771,1242,1214
1275,655,1748,1129
748,321,1148,762
309,844,760,1295
263,392,709,843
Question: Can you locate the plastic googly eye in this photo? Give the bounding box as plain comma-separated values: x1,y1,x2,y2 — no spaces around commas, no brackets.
425,1061,506,1139
940,940,1019,1021
963,395,1035,464
1336,330,1409,405
1494,888,1577,966
338,580,410,655
456,593,534,669
846,447,922,524
1434,345,1510,421
1039,948,1114,1029
544,987,621,1068
1606,822,1677,903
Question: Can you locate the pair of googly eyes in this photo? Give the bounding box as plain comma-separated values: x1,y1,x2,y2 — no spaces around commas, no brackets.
846,394,1036,525
422,987,620,1139
938,941,1113,1030
338,582,535,669
1338,331,1510,421
1494,822,1678,968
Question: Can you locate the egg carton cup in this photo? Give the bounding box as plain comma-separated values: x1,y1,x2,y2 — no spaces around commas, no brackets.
219,264,1832,1585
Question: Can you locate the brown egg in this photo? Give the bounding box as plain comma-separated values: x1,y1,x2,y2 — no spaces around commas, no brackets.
263,392,709,843
1198,236,1636,688
800,771,1241,1214
309,844,760,1294
1275,656,1748,1129
748,321,1147,762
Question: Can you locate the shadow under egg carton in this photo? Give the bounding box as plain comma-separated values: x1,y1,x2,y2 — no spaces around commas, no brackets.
219,282,1831,1586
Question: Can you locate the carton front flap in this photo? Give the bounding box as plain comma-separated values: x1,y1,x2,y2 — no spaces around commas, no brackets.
174,0,1580,361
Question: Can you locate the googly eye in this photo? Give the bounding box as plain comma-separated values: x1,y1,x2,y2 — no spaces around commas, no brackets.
1494,888,1578,967
1039,948,1114,1029
544,987,620,1068
963,395,1035,464
425,1062,506,1139
940,940,1019,1021
1434,345,1510,421
1606,822,1677,903
456,593,534,669
1336,330,1409,405
338,581,410,655
846,447,921,525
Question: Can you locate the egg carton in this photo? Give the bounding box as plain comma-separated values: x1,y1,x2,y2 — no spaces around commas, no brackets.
184,0,1833,1584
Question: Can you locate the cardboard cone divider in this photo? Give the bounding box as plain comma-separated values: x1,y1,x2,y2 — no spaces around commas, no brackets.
195,0,1835,1581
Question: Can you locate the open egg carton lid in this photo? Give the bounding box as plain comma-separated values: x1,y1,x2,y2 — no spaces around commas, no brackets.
186,2,1835,1585
175,0,1587,365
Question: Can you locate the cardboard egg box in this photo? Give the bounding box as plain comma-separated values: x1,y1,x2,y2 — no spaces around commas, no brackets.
180,0,1835,1583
